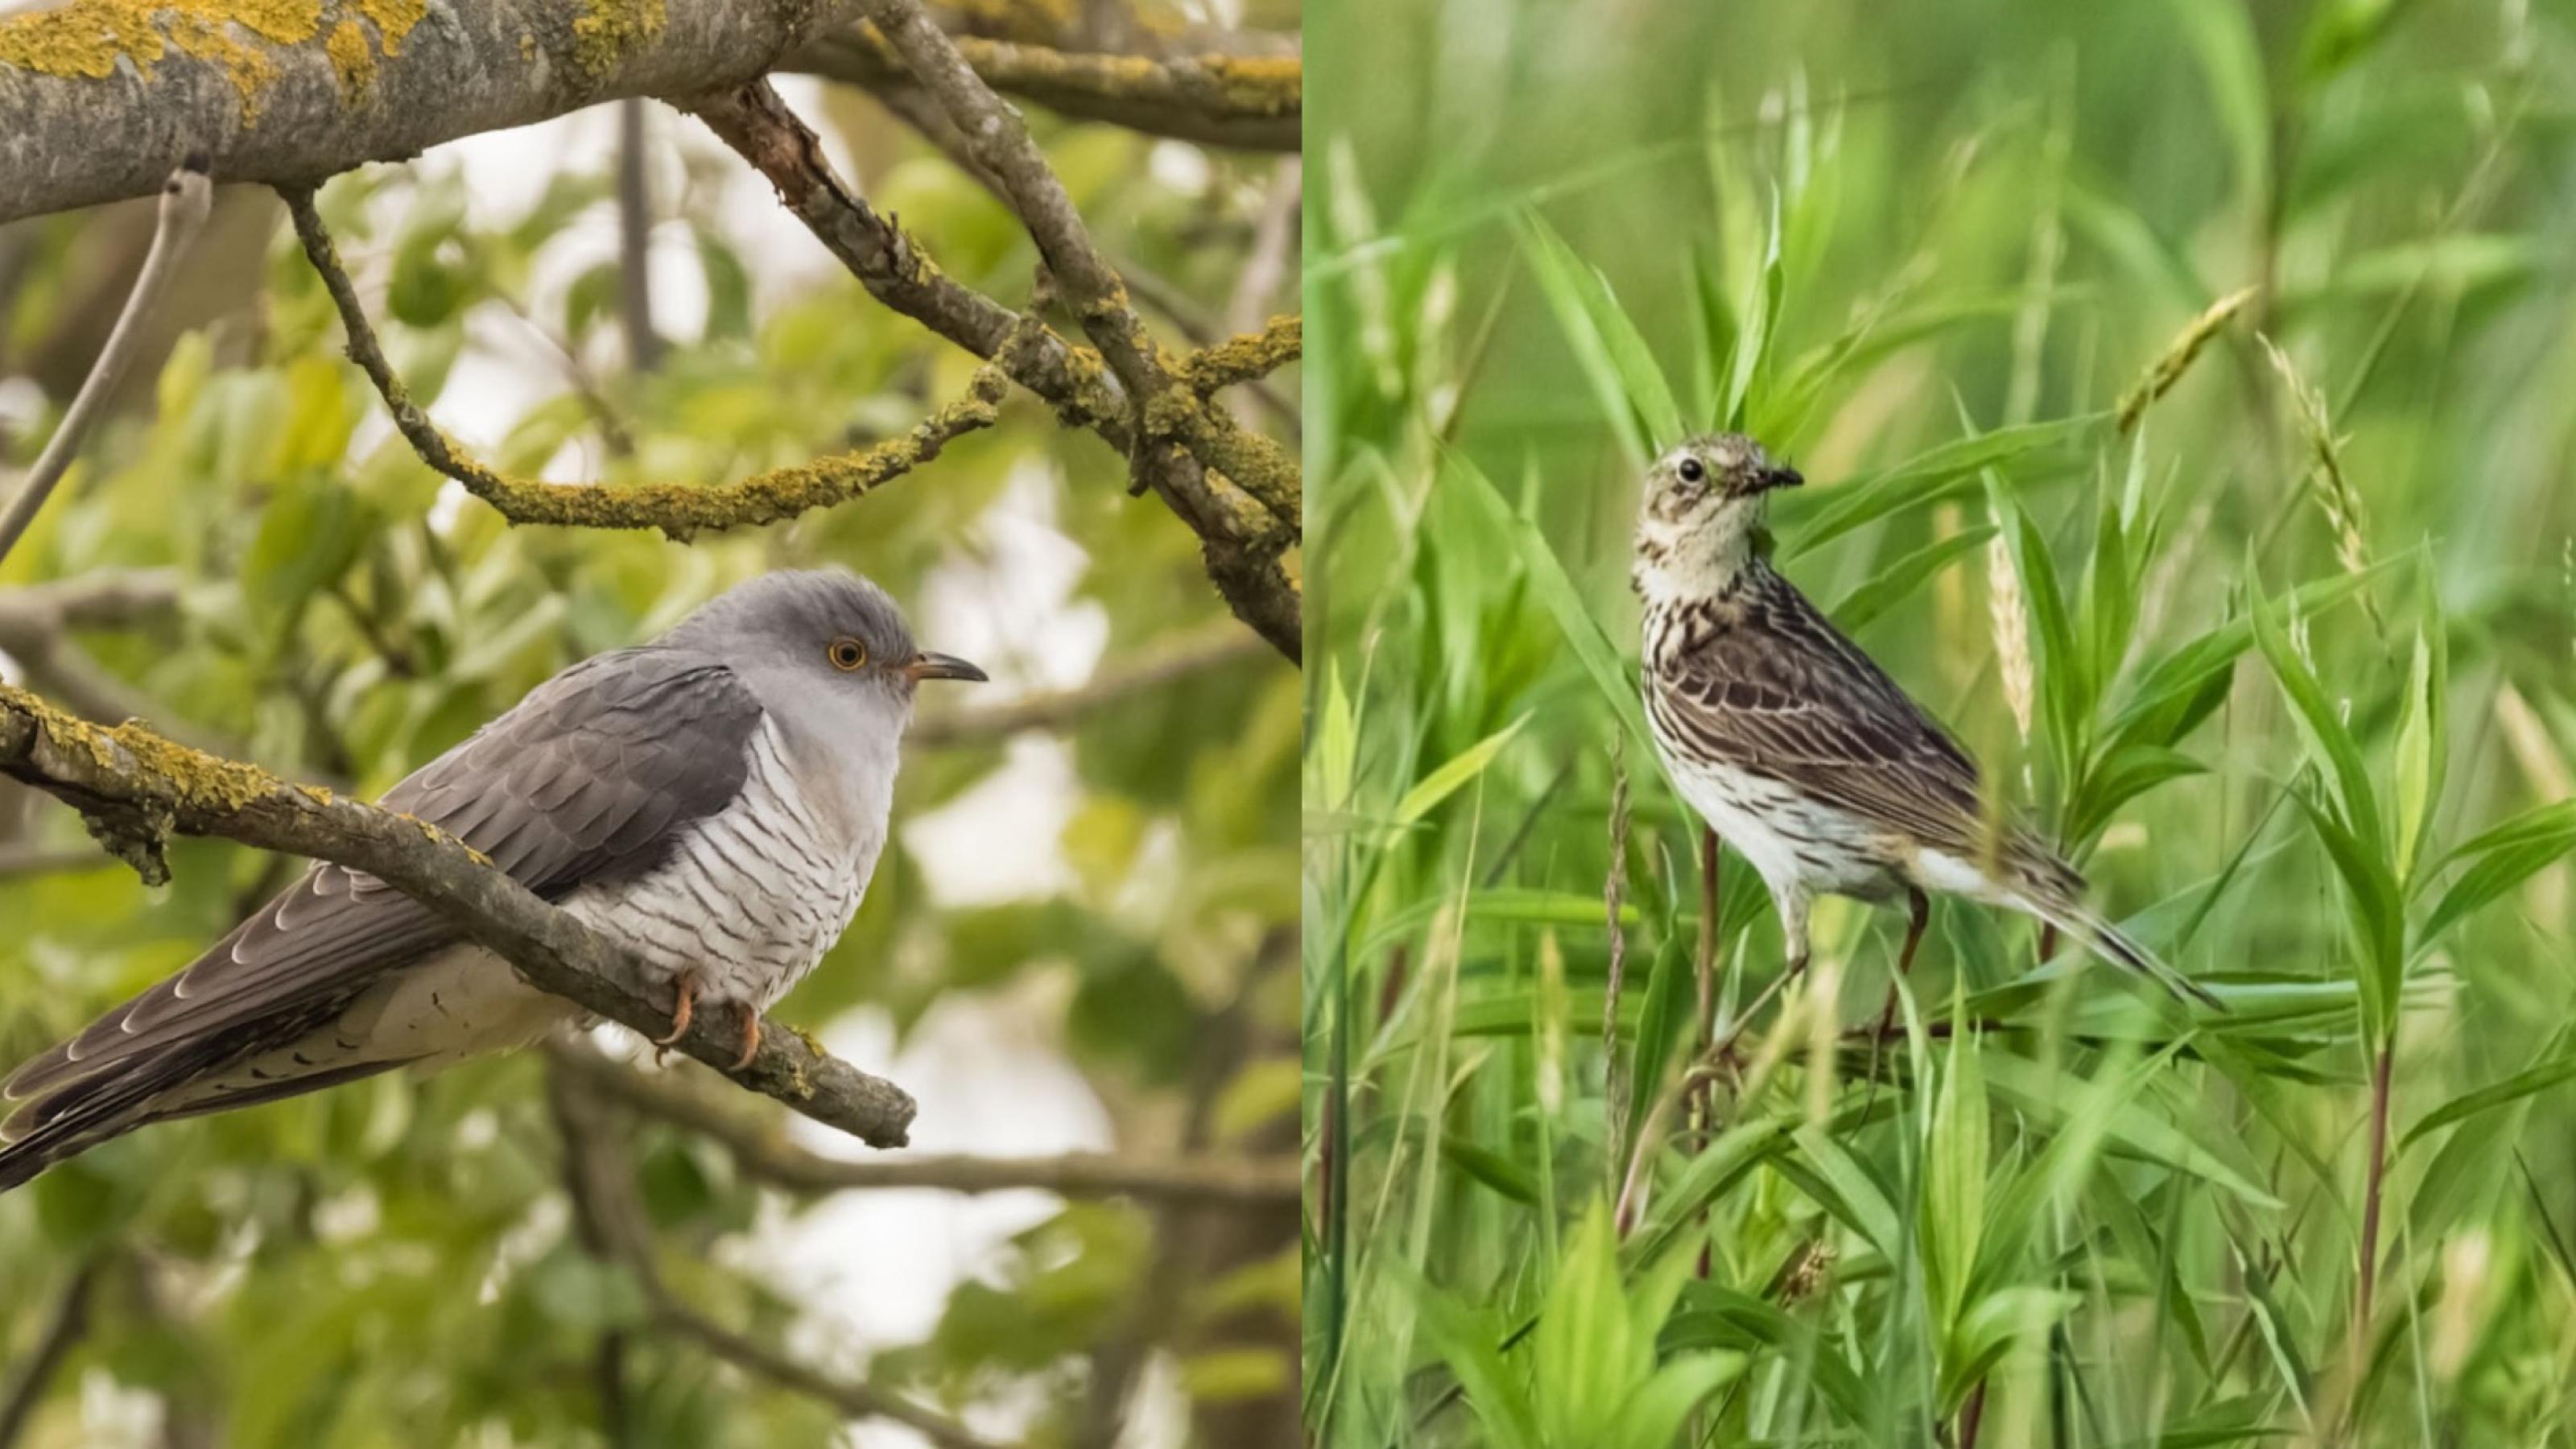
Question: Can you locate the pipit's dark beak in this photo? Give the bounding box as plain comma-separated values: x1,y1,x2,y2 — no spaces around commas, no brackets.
1762,464,1804,491
905,650,988,683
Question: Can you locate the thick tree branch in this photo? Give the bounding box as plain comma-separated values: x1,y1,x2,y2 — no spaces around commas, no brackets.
792,33,1299,151
551,1043,1300,1206
0,0,874,227
0,682,919,1146
282,185,1003,540
912,623,1269,747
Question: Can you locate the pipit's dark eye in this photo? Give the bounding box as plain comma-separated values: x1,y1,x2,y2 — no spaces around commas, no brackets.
1677,457,1706,484
828,638,868,671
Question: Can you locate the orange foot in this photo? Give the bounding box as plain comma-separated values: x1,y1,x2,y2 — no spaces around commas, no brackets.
729,1012,763,1074
652,969,700,1061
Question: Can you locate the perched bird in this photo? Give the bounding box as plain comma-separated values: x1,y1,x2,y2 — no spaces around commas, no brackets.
1633,433,2215,1008
0,569,985,1191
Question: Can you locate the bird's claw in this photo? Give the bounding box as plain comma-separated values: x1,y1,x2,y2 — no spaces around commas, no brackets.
728,1013,762,1073
652,971,699,1063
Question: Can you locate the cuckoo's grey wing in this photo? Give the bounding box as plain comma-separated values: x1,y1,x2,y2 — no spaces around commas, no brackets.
1650,568,1999,857
0,649,764,1165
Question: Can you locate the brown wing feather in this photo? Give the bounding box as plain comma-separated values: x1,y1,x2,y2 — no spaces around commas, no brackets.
1653,564,2041,870
0,649,763,1157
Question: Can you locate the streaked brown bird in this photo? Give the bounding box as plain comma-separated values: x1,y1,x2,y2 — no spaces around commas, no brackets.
1633,431,2216,1008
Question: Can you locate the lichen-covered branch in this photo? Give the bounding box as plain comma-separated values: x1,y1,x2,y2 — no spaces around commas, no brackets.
551,1044,1301,1206
844,2,1305,660
792,31,1300,151
683,79,1302,662
281,185,1003,541
0,0,876,227
0,681,919,1147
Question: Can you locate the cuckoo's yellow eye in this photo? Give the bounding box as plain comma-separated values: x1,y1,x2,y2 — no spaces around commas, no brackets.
828,638,868,671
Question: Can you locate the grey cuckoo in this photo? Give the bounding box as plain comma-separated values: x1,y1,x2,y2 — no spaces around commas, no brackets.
0,569,983,1191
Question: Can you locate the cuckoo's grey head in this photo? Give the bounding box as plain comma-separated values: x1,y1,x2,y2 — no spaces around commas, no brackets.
1633,431,1802,600
660,570,985,726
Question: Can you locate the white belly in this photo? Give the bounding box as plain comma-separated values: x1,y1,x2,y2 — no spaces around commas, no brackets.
1652,733,1902,906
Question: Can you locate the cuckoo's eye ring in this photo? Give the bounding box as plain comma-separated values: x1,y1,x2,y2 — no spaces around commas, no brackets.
1677,456,1706,484
828,638,869,671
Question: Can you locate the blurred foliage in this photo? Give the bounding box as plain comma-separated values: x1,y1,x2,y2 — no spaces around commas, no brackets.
0,51,1297,1449
1307,0,2576,1444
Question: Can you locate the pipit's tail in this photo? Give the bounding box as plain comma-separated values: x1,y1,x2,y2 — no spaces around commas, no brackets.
2022,897,2221,1010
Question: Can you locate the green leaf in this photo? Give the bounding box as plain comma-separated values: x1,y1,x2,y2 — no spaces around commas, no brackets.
1393,712,1530,825
1786,1125,1905,1263
2295,796,2406,1043
1606,1352,1744,1449
2390,614,2446,885
1534,1202,1636,1446
1720,190,1783,431
2245,555,2384,852
2401,1029,2576,1152
1520,213,1686,463
2421,799,2576,945
1827,524,1997,634
1778,415,2099,559
1979,1053,2277,1207
1924,1029,1989,1331
1452,454,1658,762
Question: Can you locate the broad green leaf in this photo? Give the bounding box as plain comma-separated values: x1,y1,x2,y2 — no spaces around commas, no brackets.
2401,1029,2576,1153
2422,799,2576,945
1828,524,1998,634
1923,1029,1989,1331
1393,712,1530,825
1979,1054,2277,1207
2246,556,2384,852
1778,415,2099,559
1521,213,1687,462
1451,454,1657,761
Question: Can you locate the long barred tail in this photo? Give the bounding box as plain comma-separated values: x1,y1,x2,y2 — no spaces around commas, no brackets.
2024,896,2223,1010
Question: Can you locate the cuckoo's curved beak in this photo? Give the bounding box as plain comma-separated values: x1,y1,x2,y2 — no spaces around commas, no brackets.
904,650,988,683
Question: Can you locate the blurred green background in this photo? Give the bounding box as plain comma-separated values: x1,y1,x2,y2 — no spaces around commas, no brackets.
0,8,1298,1443
1307,0,2576,1443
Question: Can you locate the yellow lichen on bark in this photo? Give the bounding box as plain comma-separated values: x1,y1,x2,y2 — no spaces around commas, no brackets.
0,0,424,122
571,0,664,77
324,14,371,91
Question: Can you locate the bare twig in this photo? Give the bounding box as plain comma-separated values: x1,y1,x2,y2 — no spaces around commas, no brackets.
283,187,1005,542
551,1044,1298,1206
615,100,664,374
0,159,211,566
654,1298,1002,1448
0,683,918,1147
548,1058,995,1448
910,624,1269,746
0,1257,101,1448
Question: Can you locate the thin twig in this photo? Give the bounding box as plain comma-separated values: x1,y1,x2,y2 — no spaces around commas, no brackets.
551,1044,1298,1205
615,99,663,374
0,1257,101,1448
910,625,1269,746
0,159,212,566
